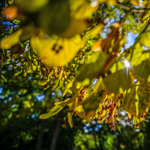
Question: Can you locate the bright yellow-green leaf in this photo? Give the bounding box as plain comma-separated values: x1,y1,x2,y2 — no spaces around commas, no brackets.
39,105,64,119
126,43,149,67
23,101,31,108
109,61,124,73
68,112,73,128
94,77,105,92
1,29,23,49
140,31,150,48
30,31,81,67
54,98,72,107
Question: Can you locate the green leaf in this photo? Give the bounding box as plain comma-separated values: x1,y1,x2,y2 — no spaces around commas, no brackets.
123,84,150,117
103,69,131,94
14,0,49,13
137,84,150,116
81,91,103,113
134,59,150,82
123,87,137,116
109,60,124,73
20,23,36,41
75,53,109,82
38,0,70,36
39,105,64,119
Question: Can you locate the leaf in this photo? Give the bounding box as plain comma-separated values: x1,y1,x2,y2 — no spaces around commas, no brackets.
81,24,104,47
103,69,132,94
92,23,120,53
30,31,81,66
68,112,73,128
20,23,36,41
131,0,139,6
70,0,97,20
127,43,149,67
1,29,23,49
1,75,7,82
1,24,36,49
23,101,31,108
134,59,150,82
109,60,124,73
39,105,64,119
74,53,109,83
137,84,150,116
38,0,70,36
55,94,77,107
14,0,49,13
75,90,105,119
94,77,105,92
123,84,150,117
59,18,88,38
123,88,137,116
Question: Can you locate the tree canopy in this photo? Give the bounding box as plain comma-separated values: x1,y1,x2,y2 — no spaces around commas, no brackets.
1,0,150,133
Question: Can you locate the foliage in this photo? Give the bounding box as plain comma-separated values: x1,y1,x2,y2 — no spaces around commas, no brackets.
1,0,150,132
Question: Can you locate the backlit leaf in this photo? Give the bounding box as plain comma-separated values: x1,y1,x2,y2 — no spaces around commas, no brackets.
39,105,64,119
1,29,23,49
68,112,73,128
103,69,132,94
75,53,109,83
30,31,81,66
134,59,150,82
131,0,139,6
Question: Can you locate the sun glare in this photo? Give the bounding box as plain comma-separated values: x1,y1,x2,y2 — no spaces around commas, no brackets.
124,60,131,68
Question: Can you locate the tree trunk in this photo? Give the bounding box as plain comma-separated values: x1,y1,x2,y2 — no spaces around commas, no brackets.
35,120,46,150
50,121,60,150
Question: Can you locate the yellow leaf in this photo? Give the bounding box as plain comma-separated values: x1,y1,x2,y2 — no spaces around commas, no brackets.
70,0,94,20
107,0,117,5
30,31,81,66
54,98,73,107
39,105,63,119
23,101,31,108
131,0,139,6
68,112,73,128
1,29,23,49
